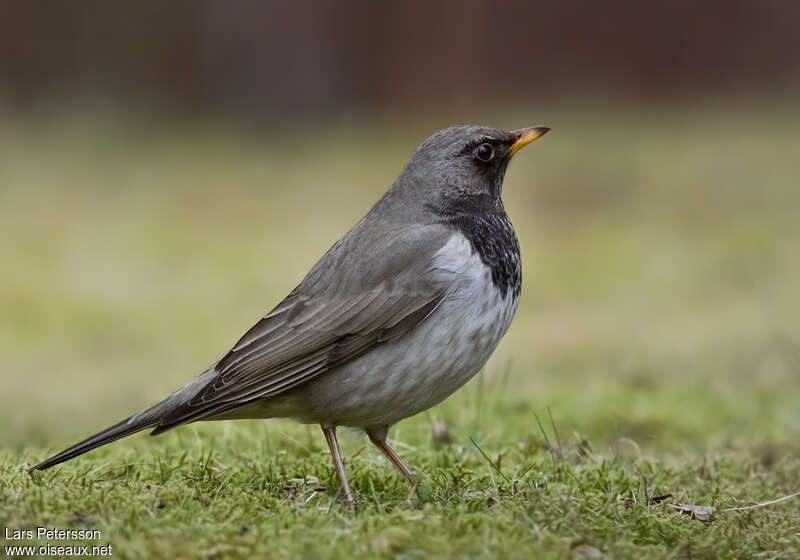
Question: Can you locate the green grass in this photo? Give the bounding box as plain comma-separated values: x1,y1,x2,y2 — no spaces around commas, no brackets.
1,104,799,558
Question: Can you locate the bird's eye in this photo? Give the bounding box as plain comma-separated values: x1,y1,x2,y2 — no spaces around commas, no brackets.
474,143,494,162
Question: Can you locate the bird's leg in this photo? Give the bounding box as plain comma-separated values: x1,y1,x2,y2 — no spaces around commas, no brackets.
321,424,354,504
366,427,418,488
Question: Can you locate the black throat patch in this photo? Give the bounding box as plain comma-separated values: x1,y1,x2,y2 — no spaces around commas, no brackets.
438,210,522,299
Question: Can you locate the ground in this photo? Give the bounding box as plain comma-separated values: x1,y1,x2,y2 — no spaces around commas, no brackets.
1,104,799,558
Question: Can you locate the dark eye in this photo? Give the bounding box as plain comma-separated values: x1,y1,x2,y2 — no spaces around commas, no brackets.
474,142,494,162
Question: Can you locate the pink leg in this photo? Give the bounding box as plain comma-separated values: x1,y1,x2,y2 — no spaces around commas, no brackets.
367,428,418,488
321,425,354,504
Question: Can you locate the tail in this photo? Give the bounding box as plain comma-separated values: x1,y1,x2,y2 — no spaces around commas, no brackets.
28,413,159,471
29,367,218,471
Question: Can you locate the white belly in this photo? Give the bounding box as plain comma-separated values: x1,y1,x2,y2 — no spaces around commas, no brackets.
225,234,519,428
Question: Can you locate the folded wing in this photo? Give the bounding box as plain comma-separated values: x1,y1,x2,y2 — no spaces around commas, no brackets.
152,222,452,432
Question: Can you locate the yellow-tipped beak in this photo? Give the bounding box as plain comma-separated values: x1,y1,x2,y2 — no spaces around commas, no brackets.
508,126,550,156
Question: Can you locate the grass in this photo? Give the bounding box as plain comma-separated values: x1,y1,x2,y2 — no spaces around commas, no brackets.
1,103,799,558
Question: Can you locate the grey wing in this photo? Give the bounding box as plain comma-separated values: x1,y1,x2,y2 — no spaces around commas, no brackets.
152,223,452,432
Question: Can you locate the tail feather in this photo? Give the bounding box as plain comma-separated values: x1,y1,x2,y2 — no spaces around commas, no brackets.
28,414,158,471
29,366,219,471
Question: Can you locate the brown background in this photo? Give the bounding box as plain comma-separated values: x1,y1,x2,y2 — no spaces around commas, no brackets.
2,1,799,120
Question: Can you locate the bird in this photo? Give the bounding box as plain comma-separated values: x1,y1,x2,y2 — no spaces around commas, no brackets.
30,124,550,503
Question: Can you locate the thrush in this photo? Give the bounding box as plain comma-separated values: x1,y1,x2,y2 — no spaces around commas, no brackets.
30,125,549,503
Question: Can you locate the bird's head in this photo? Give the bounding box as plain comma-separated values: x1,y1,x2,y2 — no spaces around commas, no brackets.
394,125,549,216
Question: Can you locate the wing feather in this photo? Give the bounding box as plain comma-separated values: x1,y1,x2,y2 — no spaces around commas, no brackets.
151,222,453,432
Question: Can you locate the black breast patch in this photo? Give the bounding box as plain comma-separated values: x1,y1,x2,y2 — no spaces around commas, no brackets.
441,212,522,299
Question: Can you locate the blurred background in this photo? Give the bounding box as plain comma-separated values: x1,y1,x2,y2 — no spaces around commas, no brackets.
1,1,798,455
